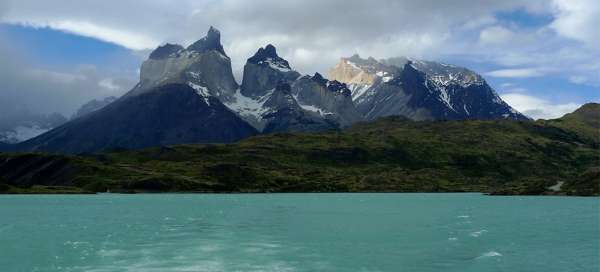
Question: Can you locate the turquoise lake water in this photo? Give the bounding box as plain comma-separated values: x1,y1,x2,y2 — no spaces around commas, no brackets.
0,193,598,272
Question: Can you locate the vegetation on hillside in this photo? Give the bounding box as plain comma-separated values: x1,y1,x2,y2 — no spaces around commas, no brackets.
0,104,598,195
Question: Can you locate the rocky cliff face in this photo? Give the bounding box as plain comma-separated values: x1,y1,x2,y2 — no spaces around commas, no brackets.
131,27,238,103
240,44,301,98
328,54,528,121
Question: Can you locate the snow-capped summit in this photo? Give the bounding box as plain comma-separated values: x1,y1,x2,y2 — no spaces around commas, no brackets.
329,55,528,121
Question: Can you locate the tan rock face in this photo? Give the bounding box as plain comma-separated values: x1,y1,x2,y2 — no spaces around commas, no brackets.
328,58,376,86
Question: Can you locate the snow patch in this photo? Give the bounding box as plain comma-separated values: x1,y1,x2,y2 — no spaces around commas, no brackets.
188,82,211,105
293,95,333,116
349,84,372,101
225,89,274,119
259,58,291,72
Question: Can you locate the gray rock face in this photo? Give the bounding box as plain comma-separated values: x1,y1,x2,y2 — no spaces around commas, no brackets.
131,27,238,102
329,54,529,121
240,44,301,98
71,96,118,120
292,73,363,127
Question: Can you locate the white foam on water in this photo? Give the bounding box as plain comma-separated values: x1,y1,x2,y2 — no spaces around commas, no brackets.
457,215,470,218
448,237,458,241
477,251,502,259
469,229,487,237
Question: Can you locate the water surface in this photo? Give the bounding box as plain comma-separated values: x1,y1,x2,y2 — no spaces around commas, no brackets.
0,193,598,271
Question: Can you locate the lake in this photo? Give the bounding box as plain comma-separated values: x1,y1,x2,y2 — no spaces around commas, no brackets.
0,193,598,271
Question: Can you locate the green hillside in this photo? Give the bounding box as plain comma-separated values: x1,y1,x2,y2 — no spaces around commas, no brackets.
1,104,598,195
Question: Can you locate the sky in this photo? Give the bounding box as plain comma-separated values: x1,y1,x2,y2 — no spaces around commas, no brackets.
0,0,598,120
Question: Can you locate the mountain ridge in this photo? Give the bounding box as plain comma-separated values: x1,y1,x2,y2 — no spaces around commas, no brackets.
4,27,538,154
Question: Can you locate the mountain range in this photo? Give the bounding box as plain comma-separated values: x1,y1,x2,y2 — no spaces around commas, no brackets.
2,27,528,154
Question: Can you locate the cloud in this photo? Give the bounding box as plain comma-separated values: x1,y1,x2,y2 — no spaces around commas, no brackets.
551,0,600,49
486,68,545,78
23,20,159,50
479,26,515,44
500,93,580,119
569,75,588,85
0,38,136,116
0,0,548,75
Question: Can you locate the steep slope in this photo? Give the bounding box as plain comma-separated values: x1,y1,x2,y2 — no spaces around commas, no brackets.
15,84,257,154
329,55,528,121
11,27,258,154
1,104,597,195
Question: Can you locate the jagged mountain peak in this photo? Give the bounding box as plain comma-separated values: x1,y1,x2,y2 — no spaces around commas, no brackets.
240,44,299,98
187,26,226,56
248,44,278,61
247,44,292,72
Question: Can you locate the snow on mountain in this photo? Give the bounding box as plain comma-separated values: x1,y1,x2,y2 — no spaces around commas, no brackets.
329,54,528,121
